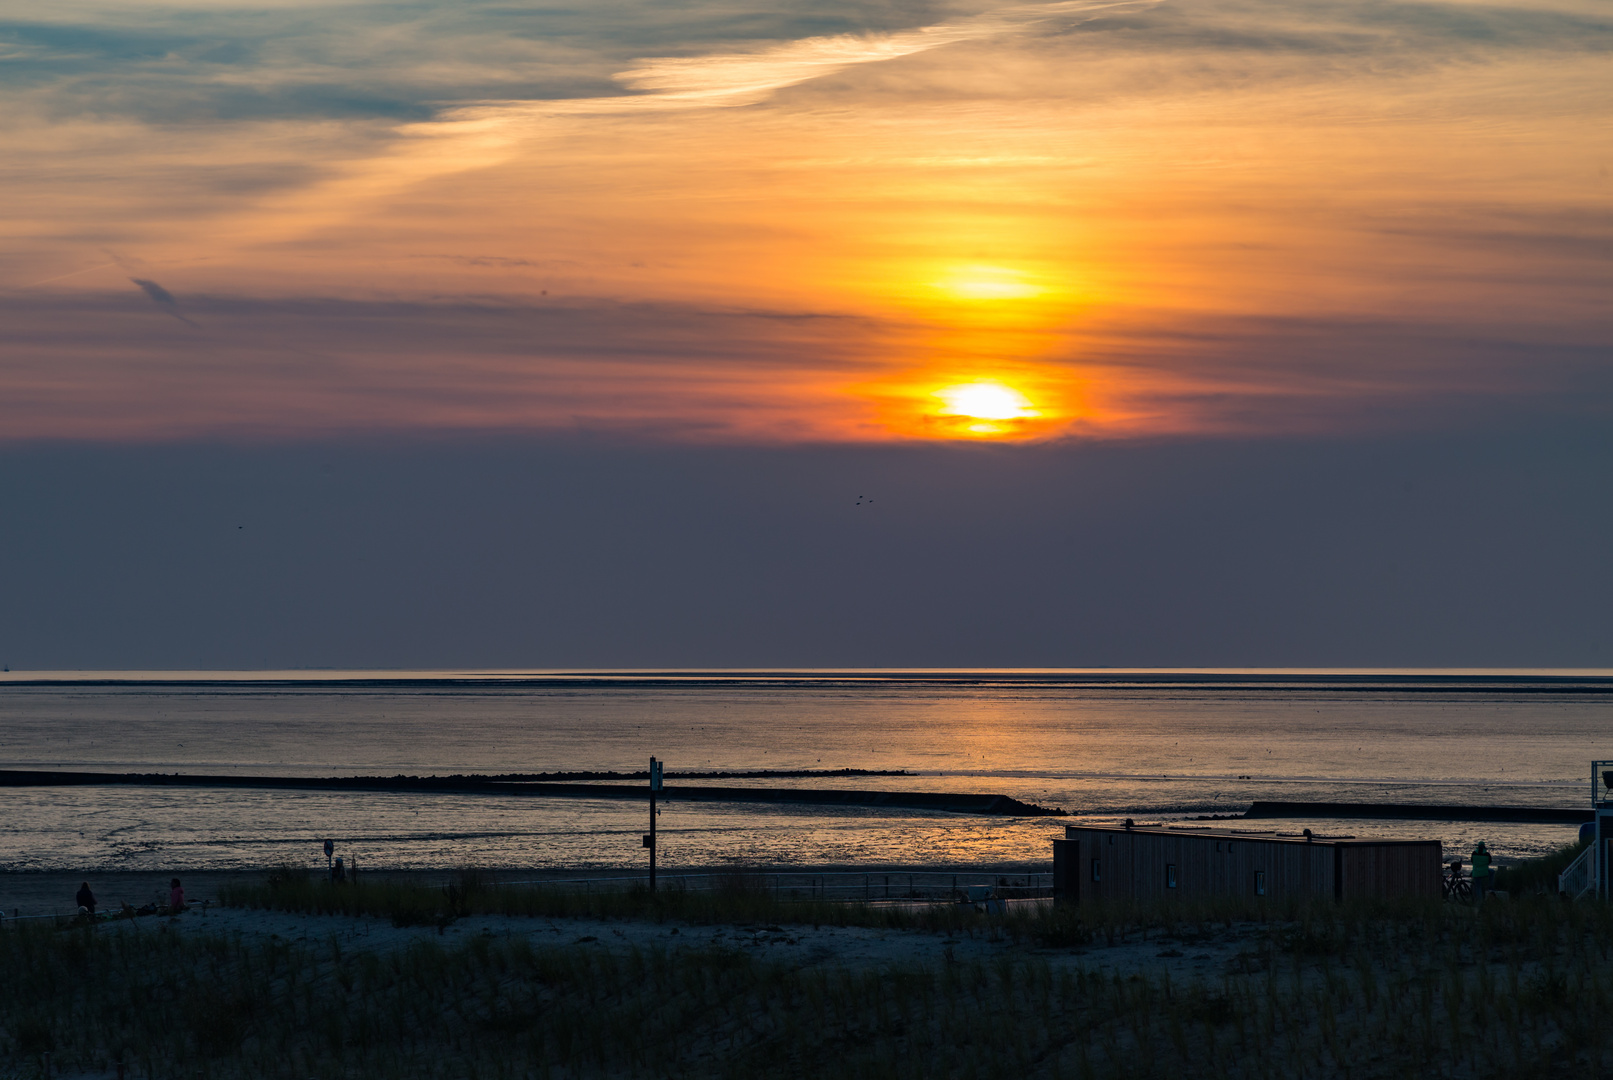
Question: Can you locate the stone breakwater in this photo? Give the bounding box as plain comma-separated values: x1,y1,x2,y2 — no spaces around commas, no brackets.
1239,800,1591,823
0,769,1067,816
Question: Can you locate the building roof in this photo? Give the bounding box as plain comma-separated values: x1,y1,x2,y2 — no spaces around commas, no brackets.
1063,824,1437,848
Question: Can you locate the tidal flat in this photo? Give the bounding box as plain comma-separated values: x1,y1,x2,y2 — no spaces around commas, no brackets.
2,870,1610,1079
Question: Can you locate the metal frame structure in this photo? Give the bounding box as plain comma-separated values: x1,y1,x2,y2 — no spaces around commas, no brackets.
1559,760,1612,900
1597,761,1612,900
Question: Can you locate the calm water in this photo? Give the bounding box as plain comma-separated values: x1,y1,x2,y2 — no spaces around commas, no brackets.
2,671,1608,872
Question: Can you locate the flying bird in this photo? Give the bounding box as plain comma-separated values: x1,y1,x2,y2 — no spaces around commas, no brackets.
129,277,198,327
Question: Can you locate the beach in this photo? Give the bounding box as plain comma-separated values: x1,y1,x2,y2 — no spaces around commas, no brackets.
6,868,1609,1079
2,671,1604,879
4,667,1609,1077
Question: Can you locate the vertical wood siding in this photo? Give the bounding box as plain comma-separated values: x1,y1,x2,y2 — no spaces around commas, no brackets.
1063,827,1440,901
1335,841,1443,900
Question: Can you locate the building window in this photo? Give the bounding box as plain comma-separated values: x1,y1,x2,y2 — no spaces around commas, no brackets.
1255,871,1266,896
1091,859,1101,882
1166,864,1177,889
1215,841,1222,852
1108,835,1115,845
1228,841,1236,852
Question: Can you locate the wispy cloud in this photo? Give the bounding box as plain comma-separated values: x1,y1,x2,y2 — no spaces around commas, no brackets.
6,0,1608,128
19,261,116,288
220,0,1149,247
1,291,1607,443
609,1,1148,105
4,0,1610,445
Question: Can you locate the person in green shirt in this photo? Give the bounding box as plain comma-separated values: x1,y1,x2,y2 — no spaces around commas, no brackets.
1470,841,1492,901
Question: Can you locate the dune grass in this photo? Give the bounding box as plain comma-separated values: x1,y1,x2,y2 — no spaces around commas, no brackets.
4,872,1611,1078
214,865,1380,945
1493,838,1593,896
220,865,956,933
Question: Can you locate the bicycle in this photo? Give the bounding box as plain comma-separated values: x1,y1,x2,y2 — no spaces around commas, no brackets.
1443,861,1473,903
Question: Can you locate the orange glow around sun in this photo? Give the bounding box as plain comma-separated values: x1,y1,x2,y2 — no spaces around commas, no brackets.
838,254,1090,440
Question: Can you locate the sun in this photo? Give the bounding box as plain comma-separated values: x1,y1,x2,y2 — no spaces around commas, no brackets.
934,382,1039,421
932,266,1043,302
856,371,1067,440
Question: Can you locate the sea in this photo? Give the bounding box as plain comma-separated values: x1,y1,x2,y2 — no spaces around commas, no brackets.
2,670,1608,875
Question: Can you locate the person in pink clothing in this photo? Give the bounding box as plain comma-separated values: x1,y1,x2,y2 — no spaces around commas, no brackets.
167,878,186,913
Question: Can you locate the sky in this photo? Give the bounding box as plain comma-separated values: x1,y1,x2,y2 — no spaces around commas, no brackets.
1,0,1610,667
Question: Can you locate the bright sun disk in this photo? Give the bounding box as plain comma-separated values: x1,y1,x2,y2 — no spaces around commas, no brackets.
934,382,1039,420
933,266,1042,301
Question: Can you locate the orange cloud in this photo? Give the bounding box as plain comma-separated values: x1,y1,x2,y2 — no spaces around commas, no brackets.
2,0,1608,443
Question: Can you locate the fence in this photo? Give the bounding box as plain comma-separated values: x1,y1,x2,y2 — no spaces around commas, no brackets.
1,873,1053,923
495,870,1054,904
0,899,217,928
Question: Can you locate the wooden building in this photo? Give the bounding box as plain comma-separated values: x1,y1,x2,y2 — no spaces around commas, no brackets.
1053,824,1441,903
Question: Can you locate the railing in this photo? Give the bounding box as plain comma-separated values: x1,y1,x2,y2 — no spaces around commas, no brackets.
0,899,217,928
2,872,1053,923
497,871,1054,904
1559,844,1596,900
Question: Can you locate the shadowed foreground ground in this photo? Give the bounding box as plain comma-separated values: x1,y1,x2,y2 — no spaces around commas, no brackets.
2,868,1611,1079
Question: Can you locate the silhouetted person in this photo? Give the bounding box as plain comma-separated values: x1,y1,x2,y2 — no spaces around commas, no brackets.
1470,842,1492,901
167,878,186,913
332,856,346,884
76,881,96,915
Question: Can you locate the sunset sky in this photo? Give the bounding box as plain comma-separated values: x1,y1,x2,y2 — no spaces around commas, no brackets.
2,0,1610,666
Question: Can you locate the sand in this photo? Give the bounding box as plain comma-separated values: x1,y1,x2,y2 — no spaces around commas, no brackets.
0,870,257,918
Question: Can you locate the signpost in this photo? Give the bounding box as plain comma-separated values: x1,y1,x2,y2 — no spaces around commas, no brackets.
645,757,663,891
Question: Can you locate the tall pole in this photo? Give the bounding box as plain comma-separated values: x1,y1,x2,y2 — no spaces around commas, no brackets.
649,756,658,893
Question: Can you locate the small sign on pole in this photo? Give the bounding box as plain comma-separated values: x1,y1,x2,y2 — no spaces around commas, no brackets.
648,756,661,892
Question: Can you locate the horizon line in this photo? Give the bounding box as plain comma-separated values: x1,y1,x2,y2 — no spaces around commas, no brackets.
4,667,1613,685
